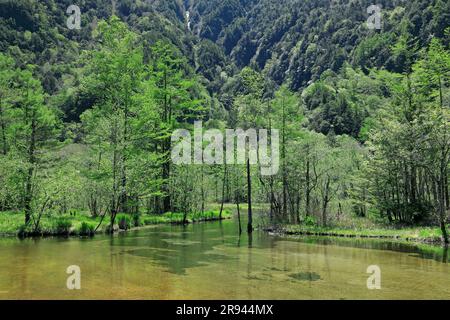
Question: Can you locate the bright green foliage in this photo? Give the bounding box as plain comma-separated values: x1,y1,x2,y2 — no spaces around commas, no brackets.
358,37,449,243
0,5,448,244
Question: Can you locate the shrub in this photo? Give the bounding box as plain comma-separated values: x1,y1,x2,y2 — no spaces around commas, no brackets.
54,218,72,235
79,222,95,236
132,213,142,227
117,214,132,230
303,215,317,227
18,223,35,237
143,215,167,225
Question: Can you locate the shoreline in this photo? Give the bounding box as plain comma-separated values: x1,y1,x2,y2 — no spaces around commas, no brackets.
0,210,232,239
264,225,449,246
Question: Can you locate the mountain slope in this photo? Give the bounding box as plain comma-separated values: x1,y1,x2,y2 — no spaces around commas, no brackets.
183,0,449,89
0,0,448,106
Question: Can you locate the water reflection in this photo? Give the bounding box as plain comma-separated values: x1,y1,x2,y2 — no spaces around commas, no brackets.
284,236,449,264
105,217,449,278
289,272,321,282
0,216,449,299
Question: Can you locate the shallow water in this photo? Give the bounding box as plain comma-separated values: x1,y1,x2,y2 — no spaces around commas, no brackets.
0,217,449,300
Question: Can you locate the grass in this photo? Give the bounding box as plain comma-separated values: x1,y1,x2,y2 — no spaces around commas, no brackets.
0,209,232,237
142,210,232,225
268,224,449,244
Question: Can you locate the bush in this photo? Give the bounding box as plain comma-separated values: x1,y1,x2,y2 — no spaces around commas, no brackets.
303,215,317,227
18,223,35,237
117,214,131,230
54,218,72,235
78,222,95,236
143,215,167,225
132,213,142,227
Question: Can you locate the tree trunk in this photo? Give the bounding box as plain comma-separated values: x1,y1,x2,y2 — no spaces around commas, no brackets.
161,70,171,213
440,220,448,245
236,194,242,236
162,149,171,213
110,121,119,233
201,165,205,214
282,98,287,221
219,164,227,219
305,158,311,217
120,102,129,213
0,99,7,155
24,112,37,225
445,169,449,210
247,158,253,233
322,176,331,227
439,163,449,244
269,177,275,222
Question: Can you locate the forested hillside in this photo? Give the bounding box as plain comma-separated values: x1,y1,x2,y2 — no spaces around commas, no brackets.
0,0,449,243
185,0,449,87
2,1,449,99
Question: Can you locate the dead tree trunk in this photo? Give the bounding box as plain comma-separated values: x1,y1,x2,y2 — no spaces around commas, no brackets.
247,158,253,233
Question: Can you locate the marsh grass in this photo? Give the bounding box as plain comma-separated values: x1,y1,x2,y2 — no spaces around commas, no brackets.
0,209,232,237
277,224,449,244
143,210,232,225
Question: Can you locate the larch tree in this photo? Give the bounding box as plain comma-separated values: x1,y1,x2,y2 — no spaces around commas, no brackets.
81,16,143,231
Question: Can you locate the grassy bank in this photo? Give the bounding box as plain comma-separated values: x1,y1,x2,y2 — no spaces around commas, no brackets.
266,224,450,245
0,210,232,237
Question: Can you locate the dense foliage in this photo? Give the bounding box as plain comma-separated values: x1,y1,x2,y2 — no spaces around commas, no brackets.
0,1,449,242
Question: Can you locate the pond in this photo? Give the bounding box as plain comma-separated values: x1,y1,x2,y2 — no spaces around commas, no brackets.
0,215,449,299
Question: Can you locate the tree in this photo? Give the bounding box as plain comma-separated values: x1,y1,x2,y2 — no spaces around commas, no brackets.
414,37,450,243
0,53,16,156
234,67,266,233
362,37,449,244
148,41,204,214
82,16,144,231
14,67,57,224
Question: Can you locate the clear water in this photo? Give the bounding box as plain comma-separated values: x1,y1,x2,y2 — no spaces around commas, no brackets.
0,216,449,300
